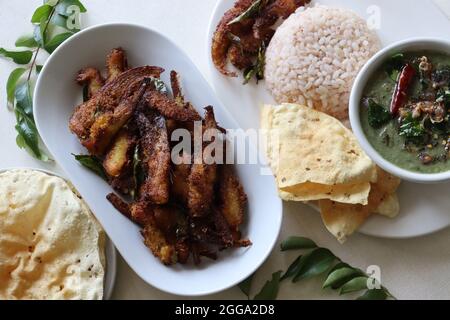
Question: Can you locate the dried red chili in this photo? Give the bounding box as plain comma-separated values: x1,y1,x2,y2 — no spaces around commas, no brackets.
390,64,416,115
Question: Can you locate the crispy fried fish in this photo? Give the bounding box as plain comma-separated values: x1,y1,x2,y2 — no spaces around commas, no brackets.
211,0,254,77
69,67,163,155
253,0,310,38
187,106,219,217
76,67,105,99
107,193,187,265
217,165,247,231
136,109,171,204
170,151,192,205
143,90,201,122
106,47,128,82
103,127,136,178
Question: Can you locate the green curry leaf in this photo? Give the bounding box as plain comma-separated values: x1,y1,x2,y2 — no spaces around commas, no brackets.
292,248,336,282
72,154,107,180
253,271,282,300
6,68,27,106
357,289,389,300
385,53,405,81
238,273,254,299
367,98,391,128
31,4,53,23
15,34,39,48
44,32,73,53
280,236,317,251
0,48,33,64
399,113,426,141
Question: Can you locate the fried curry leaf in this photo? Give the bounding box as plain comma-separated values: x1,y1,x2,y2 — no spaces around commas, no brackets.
385,53,405,81
151,77,169,95
253,271,282,300
243,44,266,84
130,144,144,200
72,154,107,180
366,98,391,128
0,48,33,64
399,113,426,142
238,273,254,299
280,236,317,251
227,0,268,25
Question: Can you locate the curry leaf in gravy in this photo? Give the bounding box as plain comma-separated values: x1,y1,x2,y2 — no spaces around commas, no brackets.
366,98,391,128
385,53,405,81
399,113,426,142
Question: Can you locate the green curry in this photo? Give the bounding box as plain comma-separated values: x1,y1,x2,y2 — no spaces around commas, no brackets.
361,51,450,173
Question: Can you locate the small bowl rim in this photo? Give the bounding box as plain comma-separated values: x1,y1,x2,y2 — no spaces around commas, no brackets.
349,37,450,184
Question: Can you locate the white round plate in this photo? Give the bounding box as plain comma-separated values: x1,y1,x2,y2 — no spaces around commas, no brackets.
206,0,450,238
0,167,116,300
34,23,282,296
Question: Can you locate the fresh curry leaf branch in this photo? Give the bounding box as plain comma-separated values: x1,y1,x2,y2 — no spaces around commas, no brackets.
238,236,395,300
0,0,87,161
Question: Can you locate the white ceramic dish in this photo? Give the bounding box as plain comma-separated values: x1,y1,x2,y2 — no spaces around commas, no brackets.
206,0,450,238
0,167,116,300
34,23,282,296
350,38,450,184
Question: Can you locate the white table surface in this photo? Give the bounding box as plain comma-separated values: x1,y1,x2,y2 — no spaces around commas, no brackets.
1,0,449,300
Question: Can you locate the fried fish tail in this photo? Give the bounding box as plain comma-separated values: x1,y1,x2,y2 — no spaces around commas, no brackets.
187,106,220,217
136,109,171,204
142,221,177,265
106,47,128,82
76,67,105,99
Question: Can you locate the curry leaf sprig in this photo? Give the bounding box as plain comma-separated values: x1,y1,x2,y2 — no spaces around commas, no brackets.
240,236,395,300
1,0,87,161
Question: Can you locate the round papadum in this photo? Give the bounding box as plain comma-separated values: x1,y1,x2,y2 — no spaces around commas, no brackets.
0,169,105,300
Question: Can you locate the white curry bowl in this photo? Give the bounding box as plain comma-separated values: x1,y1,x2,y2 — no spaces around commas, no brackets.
33,23,282,296
350,38,450,184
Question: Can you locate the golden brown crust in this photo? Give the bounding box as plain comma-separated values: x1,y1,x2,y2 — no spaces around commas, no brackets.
211,0,310,76
136,110,171,204
228,44,253,70
170,152,192,205
170,70,184,104
211,0,254,77
218,165,247,231
142,221,177,265
106,47,128,82
187,107,219,217
103,128,135,177
143,90,201,122
69,66,163,155
76,67,105,99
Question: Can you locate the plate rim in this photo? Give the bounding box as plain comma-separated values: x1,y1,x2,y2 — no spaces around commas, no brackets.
33,22,283,296
0,166,117,300
205,0,450,240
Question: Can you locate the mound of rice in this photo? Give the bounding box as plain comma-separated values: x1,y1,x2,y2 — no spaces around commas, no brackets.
265,5,380,121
